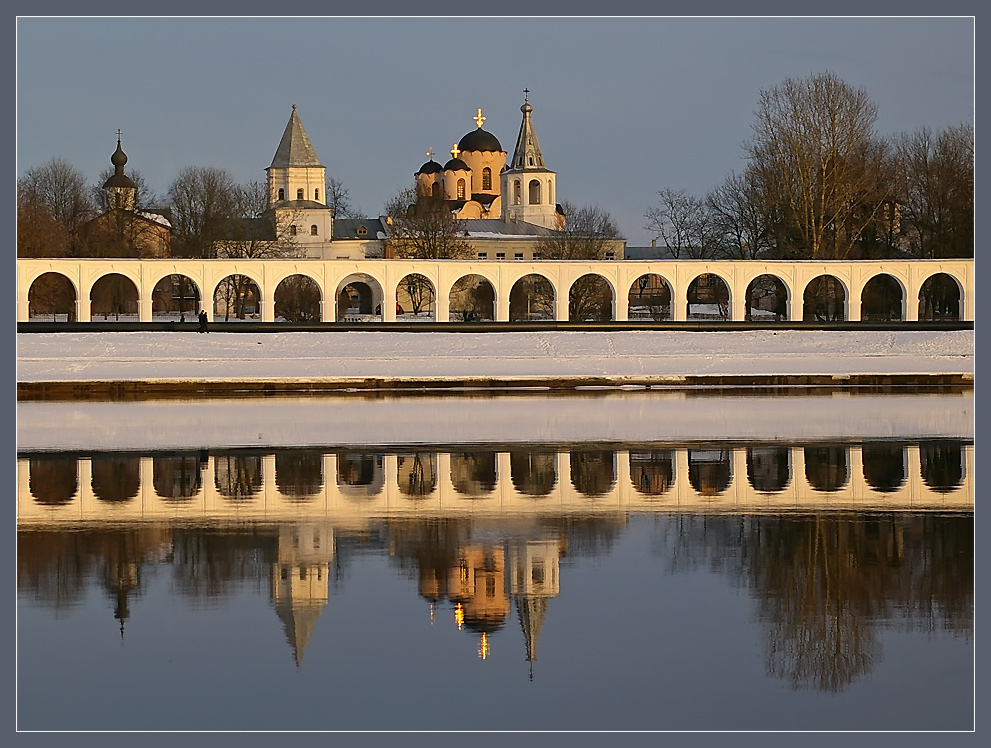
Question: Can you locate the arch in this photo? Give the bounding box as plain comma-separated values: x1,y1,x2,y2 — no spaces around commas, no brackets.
336,273,384,320
457,178,466,200
214,453,262,502
278,188,285,201
449,274,495,322
862,443,906,493
482,167,492,191
803,275,847,321
398,452,437,498
451,451,497,496
509,274,555,321
529,179,541,205
747,447,791,493
213,274,261,321
28,272,77,321
153,454,202,501
90,273,139,320
571,450,616,498
91,455,140,503
514,180,522,205
861,273,904,321
688,448,732,496
396,273,436,319
630,450,674,495
431,182,442,198
510,450,557,496
569,274,614,321
29,457,77,505
296,188,304,200
687,273,730,321
310,224,318,236
805,445,849,492
151,274,200,320
274,449,323,501
628,274,672,321
275,274,322,322
336,451,384,498
920,441,965,493
918,273,962,321
745,274,789,321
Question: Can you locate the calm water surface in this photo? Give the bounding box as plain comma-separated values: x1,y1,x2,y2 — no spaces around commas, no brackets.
17,395,974,731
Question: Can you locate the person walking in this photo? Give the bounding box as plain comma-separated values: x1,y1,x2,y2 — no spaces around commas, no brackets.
197,310,208,333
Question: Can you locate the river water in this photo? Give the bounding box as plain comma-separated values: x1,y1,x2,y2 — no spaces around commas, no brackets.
16,392,974,731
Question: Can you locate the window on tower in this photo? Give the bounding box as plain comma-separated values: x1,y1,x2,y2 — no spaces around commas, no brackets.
482,167,492,190
278,188,285,201
297,189,304,200
290,225,297,236
529,179,541,205
457,179,466,200
314,189,320,201
310,225,318,236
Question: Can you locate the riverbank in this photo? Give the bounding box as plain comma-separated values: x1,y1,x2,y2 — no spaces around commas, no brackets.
16,329,973,398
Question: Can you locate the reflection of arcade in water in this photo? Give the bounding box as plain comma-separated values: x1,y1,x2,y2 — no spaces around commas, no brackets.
18,441,973,526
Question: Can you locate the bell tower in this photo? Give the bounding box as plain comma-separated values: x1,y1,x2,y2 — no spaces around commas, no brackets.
501,91,559,229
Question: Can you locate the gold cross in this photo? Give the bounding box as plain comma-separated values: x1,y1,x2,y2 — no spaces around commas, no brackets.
450,143,461,159
426,148,434,159
474,108,485,128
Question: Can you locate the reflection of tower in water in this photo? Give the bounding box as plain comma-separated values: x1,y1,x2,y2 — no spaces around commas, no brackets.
509,538,563,681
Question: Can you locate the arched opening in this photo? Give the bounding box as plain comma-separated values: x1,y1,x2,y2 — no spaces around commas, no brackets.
482,167,492,191
747,447,791,493
296,189,304,200
398,453,437,498
862,443,906,493
509,274,554,321
451,451,497,496
449,274,495,322
805,445,849,492
310,225,318,236
336,274,383,321
153,454,202,501
28,272,76,321
803,276,846,321
214,274,261,321
688,448,732,496
569,274,614,321
214,453,262,503
29,457,77,505
514,180,522,205
275,449,323,501
919,273,962,320
528,179,541,204
278,188,285,201
457,179,466,200
861,274,904,321
510,450,557,497
431,182,442,198
336,451,384,498
571,450,616,498
630,450,674,495
745,275,788,321
396,274,436,320
920,441,964,493
90,273,138,321
91,455,140,503
275,275,322,322
687,274,730,320
628,274,671,321
151,274,200,321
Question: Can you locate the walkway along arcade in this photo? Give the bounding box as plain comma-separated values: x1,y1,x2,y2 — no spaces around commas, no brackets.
17,258,974,324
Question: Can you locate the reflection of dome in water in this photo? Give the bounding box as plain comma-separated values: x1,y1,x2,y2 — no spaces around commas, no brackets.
462,610,507,634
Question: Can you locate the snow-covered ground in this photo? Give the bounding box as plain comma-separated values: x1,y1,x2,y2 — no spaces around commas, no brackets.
16,392,974,452
15,329,974,383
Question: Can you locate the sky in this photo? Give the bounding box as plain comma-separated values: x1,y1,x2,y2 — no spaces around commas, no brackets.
15,16,975,246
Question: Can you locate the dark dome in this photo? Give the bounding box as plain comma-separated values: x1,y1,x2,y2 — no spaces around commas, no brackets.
103,173,136,189
416,159,443,175
110,141,128,168
458,128,503,153
444,158,471,172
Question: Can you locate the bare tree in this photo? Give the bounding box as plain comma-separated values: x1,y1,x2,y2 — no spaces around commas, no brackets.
747,71,889,260
17,157,94,257
167,166,238,258
892,123,973,259
384,184,474,259
705,170,774,259
326,177,364,220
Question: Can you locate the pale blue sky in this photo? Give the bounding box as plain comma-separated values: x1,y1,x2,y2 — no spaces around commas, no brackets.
15,16,974,245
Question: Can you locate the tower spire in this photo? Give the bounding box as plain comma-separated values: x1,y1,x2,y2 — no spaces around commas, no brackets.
510,90,545,170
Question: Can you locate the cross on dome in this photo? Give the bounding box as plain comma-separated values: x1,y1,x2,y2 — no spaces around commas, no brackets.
450,143,461,159
523,88,530,101
426,148,435,159
474,108,486,128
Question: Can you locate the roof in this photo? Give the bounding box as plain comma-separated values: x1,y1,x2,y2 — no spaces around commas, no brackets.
444,158,471,172
624,245,682,260
269,106,323,169
333,218,386,240
416,159,443,175
458,128,504,153
508,98,547,171
464,219,559,238
270,199,331,212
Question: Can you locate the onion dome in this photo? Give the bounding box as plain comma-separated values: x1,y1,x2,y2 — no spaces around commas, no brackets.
458,128,503,153
103,134,136,189
444,158,471,172
416,159,443,175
